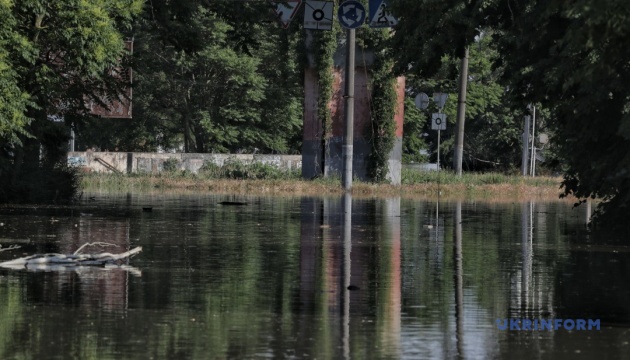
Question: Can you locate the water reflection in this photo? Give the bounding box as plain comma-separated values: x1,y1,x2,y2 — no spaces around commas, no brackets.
454,201,464,360
0,213,137,312
296,194,402,359
343,193,351,360
0,195,628,359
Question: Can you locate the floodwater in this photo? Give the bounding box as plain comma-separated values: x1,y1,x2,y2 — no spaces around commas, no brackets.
0,193,628,359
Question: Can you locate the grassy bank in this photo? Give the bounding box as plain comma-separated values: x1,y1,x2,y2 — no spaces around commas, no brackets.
80,168,570,202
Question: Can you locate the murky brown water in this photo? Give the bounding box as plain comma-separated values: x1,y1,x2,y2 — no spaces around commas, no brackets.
0,193,628,359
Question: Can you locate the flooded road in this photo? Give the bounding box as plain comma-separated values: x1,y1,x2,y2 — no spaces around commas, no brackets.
0,194,628,359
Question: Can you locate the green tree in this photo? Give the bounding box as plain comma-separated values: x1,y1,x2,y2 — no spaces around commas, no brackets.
0,0,142,202
0,0,31,146
400,32,528,171
122,1,303,154
401,96,429,164
491,0,630,227
390,0,630,228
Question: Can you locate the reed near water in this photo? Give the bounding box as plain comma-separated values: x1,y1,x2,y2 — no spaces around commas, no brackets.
80,164,572,202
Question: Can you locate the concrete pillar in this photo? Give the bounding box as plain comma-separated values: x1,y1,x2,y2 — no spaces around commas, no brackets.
302,40,404,184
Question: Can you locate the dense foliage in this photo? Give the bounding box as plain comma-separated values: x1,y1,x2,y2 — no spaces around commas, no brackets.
2,0,630,229
0,0,142,202
73,1,303,154
390,0,630,228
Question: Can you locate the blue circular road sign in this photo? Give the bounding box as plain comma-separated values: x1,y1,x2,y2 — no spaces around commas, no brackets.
338,0,366,29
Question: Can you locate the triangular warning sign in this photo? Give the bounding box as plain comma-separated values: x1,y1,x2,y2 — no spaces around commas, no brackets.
368,0,398,28
273,0,302,29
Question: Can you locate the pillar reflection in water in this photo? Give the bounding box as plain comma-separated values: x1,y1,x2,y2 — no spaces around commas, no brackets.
454,201,464,359
298,195,402,359
520,201,534,313
383,197,402,358
515,201,555,318
430,197,445,271
343,193,352,360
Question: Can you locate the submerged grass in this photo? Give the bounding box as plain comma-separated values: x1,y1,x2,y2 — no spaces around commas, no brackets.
80,167,570,202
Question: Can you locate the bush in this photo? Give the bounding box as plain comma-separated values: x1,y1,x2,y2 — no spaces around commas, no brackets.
162,158,180,172
0,162,82,203
199,158,300,180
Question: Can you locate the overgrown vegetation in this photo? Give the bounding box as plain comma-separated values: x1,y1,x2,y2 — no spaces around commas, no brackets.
363,28,398,182
0,0,142,204
162,158,180,173
401,169,559,187
309,12,341,174
0,163,81,204
199,159,300,180
2,0,629,229
79,166,565,201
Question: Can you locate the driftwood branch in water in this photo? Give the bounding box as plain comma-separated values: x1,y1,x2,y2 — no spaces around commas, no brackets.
73,241,118,255
0,246,142,269
0,245,21,253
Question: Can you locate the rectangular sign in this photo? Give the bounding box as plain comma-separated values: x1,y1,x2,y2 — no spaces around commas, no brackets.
432,113,447,131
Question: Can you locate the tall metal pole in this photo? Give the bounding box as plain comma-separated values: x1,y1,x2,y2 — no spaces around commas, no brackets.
521,115,531,176
453,47,469,176
530,106,536,177
343,28,356,191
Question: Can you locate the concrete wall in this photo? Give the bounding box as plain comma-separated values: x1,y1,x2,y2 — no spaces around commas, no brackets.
67,151,302,174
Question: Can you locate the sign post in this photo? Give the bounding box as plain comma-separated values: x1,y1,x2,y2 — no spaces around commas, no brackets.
432,93,448,171
338,0,365,190
432,113,447,171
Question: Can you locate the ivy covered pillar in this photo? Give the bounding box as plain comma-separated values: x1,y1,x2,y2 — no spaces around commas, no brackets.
302,29,404,184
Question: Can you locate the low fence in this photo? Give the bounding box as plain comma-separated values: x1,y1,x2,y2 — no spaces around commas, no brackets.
67,152,302,174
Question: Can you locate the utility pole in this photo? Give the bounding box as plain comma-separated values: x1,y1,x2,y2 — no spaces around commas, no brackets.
529,105,536,177
343,28,355,191
453,47,469,176
521,115,531,176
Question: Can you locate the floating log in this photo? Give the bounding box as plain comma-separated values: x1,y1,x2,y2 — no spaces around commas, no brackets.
0,246,142,270
219,201,247,206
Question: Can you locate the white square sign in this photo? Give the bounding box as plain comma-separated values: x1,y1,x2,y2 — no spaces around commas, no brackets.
304,1,334,30
432,113,447,130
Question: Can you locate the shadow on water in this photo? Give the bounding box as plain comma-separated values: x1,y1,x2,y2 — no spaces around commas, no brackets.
0,193,628,359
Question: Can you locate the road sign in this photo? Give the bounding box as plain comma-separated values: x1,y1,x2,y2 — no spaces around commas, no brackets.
414,92,429,110
433,92,448,109
368,0,398,28
304,1,334,30
338,0,366,29
432,113,447,130
273,0,302,29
